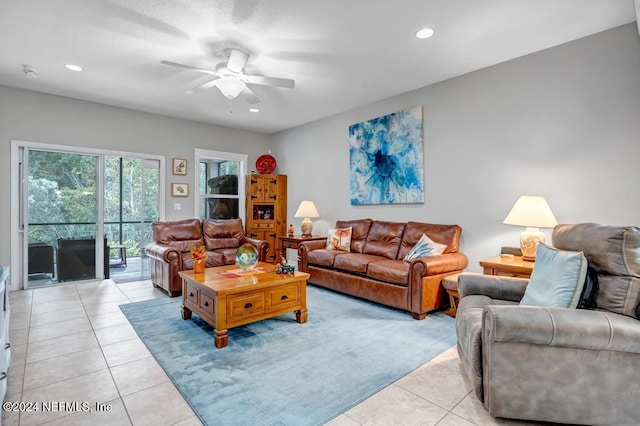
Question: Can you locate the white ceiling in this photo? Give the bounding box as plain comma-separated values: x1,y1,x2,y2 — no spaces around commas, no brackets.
0,1,636,134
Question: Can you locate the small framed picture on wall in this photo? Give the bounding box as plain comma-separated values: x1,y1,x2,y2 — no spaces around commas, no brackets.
172,158,187,175
171,183,189,197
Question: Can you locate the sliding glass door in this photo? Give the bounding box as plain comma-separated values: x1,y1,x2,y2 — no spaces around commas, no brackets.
25,150,100,286
104,156,159,283
15,143,162,289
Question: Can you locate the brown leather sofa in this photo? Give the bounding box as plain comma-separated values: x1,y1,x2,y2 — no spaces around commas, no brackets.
145,218,269,296
298,219,468,319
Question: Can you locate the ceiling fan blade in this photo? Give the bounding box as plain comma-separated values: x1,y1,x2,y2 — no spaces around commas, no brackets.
185,78,220,94
161,60,218,76
245,74,295,89
226,49,250,73
238,86,260,104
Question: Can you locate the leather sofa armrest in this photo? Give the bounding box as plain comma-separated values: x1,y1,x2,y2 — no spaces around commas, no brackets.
409,252,468,276
297,240,327,272
240,236,270,262
483,305,640,354
144,242,180,264
299,240,327,252
458,274,528,302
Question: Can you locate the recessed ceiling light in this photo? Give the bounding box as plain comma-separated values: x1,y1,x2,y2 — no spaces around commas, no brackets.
249,108,259,113
65,64,83,71
415,28,435,39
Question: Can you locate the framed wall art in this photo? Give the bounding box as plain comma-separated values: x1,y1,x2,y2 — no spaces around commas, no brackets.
171,183,189,197
349,106,424,205
172,158,187,175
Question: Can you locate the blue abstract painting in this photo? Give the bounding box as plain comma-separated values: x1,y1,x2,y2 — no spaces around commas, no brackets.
349,106,424,205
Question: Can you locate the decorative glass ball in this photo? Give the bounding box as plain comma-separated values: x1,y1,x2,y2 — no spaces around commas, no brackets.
235,243,258,271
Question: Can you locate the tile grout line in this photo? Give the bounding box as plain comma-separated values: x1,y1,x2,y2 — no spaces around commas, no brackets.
9,280,173,425
17,290,34,426
78,280,136,426
12,281,136,425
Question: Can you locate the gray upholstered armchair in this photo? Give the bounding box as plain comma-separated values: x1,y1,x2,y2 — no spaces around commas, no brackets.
455,223,640,425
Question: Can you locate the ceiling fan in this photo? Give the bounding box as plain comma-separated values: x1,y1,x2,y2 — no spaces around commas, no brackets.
161,48,295,104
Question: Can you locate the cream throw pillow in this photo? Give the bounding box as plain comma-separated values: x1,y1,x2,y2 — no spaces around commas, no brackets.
326,227,352,252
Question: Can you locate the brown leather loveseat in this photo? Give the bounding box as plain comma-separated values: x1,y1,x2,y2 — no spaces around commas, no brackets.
145,218,269,296
298,219,467,319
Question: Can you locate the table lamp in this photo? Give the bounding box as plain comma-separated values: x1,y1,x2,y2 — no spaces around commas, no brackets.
503,195,558,261
294,201,320,237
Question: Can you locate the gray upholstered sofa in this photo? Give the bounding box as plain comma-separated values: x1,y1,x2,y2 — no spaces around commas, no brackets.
455,223,640,425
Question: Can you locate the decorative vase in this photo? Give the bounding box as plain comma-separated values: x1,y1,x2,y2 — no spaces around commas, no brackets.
235,243,258,271
194,258,205,274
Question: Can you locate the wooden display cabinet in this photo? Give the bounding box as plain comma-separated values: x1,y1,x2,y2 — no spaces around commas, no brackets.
245,174,287,263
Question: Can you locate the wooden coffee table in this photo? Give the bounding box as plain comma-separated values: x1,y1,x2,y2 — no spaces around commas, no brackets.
178,262,310,349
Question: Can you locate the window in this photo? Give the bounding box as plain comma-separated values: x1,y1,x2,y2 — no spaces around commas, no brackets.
195,149,247,223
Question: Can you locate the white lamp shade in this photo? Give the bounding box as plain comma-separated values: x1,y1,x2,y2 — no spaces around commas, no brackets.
216,77,246,99
503,195,558,228
294,201,320,218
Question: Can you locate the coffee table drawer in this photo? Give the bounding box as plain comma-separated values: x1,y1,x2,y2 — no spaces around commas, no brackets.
268,283,300,308
228,292,265,320
199,291,215,318
185,284,198,305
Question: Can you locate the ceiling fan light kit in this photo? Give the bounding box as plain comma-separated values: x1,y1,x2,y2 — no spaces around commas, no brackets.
217,77,246,99
162,48,295,104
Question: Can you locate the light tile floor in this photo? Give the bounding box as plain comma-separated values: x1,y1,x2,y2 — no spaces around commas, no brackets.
2,280,533,426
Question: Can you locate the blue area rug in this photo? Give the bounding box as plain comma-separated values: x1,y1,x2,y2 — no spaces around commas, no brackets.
120,285,456,426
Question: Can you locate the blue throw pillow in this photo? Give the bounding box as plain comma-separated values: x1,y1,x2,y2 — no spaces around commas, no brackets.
403,234,447,263
520,243,588,309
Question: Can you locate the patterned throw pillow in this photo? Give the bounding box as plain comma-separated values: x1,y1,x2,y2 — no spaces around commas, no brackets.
403,234,447,262
326,227,352,252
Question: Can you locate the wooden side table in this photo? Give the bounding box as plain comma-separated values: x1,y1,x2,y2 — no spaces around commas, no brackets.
479,256,534,278
278,235,326,267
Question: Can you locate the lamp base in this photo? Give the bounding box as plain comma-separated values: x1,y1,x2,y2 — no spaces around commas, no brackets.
520,228,545,262
300,218,313,238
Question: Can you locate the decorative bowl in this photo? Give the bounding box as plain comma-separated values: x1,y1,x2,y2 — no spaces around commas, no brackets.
235,244,258,271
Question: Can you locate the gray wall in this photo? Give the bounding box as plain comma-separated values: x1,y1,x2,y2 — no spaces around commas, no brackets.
272,24,640,272
0,86,271,266
2,24,639,274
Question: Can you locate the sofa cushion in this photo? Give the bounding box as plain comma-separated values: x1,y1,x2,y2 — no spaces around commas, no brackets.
593,275,640,318
151,218,204,252
212,247,239,265
336,219,372,253
326,227,352,252
181,251,224,269
334,253,388,274
403,234,447,262
203,218,244,250
520,244,588,309
398,222,462,259
362,221,406,259
367,260,410,286
553,223,640,317
553,223,640,277
307,249,346,267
